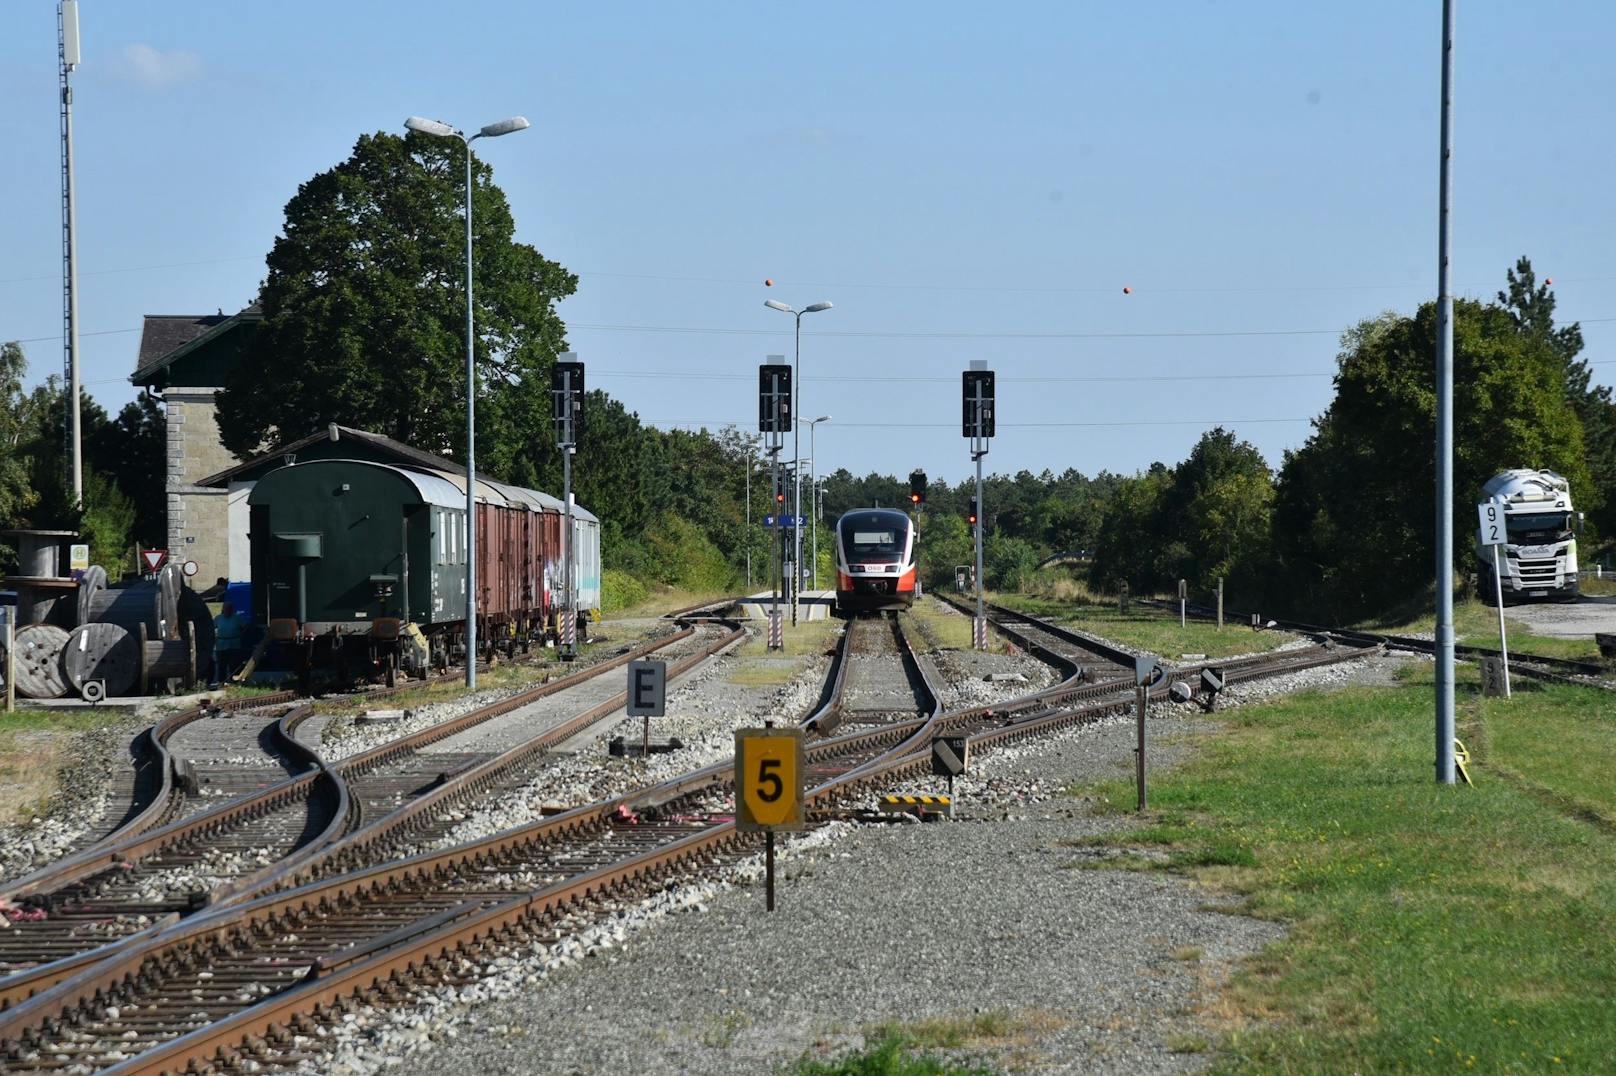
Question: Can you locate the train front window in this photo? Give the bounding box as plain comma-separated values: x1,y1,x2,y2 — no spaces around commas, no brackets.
841,516,906,563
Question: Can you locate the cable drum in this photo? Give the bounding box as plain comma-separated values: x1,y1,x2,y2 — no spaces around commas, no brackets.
11,624,70,699
84,577,181,641
63,622,140,698
74,565,107,628
176,587,215,683
141,636,197,694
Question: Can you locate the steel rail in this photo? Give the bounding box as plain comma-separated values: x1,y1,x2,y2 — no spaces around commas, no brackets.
90,611,1369,1076
0,606,1364,1071
0,624,711,1010
1140,597,1611,683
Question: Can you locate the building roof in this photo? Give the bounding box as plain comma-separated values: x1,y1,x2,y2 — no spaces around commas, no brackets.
195,424,598,520
195,424,463,488
130,303,262,386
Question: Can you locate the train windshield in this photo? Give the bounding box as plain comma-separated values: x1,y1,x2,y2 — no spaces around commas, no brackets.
1505,512,1570,543
839,514,907,562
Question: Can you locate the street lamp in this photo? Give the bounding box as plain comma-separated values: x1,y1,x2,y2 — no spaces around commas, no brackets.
404,113,530,689
764,298,833,625
806,415,831,591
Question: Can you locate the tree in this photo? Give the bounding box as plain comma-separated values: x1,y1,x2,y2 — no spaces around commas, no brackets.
0,342,37,570
1497,256,1616,540
216,130,577,469
92,391,166,547
1272,291,1592,621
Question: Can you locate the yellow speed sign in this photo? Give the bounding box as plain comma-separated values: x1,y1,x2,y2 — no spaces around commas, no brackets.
734,728,806,831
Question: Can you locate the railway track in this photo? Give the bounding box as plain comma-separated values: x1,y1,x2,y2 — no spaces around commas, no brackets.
0,621,743,1011
0,604,1370,1073
1136,597,1613,687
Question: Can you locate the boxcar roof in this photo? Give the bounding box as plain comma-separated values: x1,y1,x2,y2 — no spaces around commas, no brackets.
250,459,466,511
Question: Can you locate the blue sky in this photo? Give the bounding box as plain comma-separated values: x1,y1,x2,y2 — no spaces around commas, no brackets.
2,1,1612,485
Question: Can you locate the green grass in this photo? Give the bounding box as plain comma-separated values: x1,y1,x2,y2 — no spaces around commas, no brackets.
791,1032,992,1075
1366,597,1607,662
1581,573,1616,598
604,584,737,619
906,597,1008,653
1,706,135,822
992,592,1296,660
0,707,128,734
727,619,839,686
1069,663,1616,1072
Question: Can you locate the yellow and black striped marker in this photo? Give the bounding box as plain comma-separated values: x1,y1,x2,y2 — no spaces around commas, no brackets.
879,794,952,818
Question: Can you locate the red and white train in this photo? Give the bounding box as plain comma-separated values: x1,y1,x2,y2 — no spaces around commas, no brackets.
833,508,917,614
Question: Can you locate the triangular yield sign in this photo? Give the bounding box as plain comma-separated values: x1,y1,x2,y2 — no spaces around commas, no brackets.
141,549,167,571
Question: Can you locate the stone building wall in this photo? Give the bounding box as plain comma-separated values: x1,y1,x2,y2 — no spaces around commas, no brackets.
164,387,235,582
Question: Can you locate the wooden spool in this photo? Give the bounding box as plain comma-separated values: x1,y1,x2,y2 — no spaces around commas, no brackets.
75,565,108,627
140,632,197,694
64,622,140,698
175,587,215,682
85,577,180,641
11,623,70,700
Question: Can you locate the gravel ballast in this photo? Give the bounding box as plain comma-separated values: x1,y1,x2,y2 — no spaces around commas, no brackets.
307,650,1408,1075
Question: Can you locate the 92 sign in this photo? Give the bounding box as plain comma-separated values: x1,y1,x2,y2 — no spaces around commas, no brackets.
1478,500,1507,547
734,728,805,831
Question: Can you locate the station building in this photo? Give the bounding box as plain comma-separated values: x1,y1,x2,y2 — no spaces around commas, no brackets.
130,305,466,588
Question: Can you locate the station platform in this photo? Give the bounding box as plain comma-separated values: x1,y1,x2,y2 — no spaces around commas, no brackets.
738,591,835,622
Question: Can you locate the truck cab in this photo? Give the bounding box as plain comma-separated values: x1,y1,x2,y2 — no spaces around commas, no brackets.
1477,469,1581,602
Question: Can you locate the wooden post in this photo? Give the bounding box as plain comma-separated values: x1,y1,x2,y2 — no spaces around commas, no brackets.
1216,577,1224,630
4,618,14,713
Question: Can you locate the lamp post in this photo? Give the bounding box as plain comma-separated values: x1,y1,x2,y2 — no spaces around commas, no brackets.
764,298,832,626
806,415,831,591
404,113,530,688
743,436,762,588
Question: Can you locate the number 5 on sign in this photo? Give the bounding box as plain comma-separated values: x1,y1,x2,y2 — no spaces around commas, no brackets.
734,728,805,831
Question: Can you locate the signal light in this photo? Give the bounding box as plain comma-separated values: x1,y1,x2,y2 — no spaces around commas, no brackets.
968,498,978,526
909,469,926,507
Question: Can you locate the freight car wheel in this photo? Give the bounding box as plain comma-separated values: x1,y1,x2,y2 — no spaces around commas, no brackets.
385,653,397,688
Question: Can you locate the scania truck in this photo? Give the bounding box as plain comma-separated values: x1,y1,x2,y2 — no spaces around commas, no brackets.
1476,469,1582,602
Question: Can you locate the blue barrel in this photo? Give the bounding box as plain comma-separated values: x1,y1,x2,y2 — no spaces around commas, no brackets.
224,582,254,622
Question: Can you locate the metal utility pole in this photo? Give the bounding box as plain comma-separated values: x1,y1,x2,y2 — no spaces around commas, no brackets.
1434,0,1457,784
59,1,82,504
807,415,830,591
745,450,754,587
403,113,531,686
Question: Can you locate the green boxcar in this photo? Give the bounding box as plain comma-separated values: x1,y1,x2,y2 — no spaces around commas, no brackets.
248,460,467,632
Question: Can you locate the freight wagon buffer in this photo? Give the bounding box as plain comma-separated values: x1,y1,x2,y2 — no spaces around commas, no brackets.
249,460,471,684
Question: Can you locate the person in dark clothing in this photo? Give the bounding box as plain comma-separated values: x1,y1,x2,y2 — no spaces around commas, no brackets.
212,601,247,687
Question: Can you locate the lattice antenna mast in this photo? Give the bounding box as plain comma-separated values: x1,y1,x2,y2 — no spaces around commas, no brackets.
59,1,83,504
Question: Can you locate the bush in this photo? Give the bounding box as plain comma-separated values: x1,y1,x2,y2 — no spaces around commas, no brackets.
601,568,648,613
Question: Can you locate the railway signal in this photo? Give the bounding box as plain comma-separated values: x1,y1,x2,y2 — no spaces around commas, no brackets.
967,498,978,526
963,362,994,650
552,355,585,661
909,470,926,506
759,359,790,651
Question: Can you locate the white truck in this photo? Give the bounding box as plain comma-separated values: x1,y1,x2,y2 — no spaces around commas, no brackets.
1476,469,1583,602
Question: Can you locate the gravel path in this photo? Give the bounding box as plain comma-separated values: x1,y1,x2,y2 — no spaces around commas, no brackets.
308,649,1408,1075
1498,594,1616,639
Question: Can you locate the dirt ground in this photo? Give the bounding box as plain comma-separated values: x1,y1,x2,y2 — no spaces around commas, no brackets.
1502,594,1616,639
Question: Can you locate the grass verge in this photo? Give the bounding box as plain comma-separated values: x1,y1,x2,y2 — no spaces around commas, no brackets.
992,592,1295,660
1069,662,1616,1072
727,619,839,686
0,707,133,822
1364,596,1607,662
